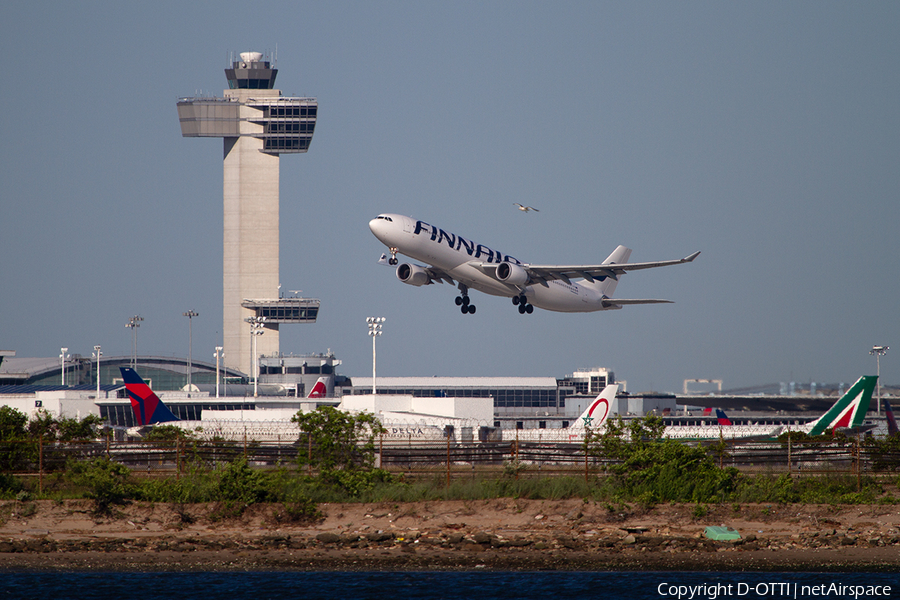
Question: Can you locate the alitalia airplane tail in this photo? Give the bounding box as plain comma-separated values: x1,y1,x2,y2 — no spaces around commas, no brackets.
803,375,877,436
120,367,179,426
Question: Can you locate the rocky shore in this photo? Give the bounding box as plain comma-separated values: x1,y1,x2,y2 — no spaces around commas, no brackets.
1,499,899,571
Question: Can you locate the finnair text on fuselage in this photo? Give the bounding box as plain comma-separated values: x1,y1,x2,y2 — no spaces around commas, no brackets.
413,220,521,265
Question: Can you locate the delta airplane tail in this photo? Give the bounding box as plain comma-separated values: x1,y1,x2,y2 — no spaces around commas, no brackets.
884,398,898,436
802,375,877,436
120,367,179,426
715,409,733,426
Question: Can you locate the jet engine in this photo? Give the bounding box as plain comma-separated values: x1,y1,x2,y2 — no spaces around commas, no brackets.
396,263,430,286
496,261,529,285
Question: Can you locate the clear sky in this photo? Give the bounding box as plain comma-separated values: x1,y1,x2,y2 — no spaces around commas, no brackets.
2,2,898,393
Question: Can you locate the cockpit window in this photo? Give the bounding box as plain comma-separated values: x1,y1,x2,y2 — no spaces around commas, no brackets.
376,215,393,222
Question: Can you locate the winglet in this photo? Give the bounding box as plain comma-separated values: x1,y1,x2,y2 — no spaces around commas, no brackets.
683,251,701,263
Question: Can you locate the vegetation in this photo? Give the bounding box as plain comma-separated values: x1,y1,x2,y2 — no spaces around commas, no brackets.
1,408,899,513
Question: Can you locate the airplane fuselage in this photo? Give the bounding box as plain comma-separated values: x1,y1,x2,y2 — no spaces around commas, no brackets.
369,213,612,313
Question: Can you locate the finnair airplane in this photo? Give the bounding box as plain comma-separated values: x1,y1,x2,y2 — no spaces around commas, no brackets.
369,214,699,315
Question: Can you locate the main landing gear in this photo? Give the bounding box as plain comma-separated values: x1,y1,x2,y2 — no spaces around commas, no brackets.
512,294,534,314
456,284,476,314
387,247,399,266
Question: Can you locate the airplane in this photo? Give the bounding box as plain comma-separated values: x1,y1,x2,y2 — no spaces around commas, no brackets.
368,385,619,445
369,213,700,315
791,375,878,436
502,384,617,443
119,367,329,436
660,375,878,442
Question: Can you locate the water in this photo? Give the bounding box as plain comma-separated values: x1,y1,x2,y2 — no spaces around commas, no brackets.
0,571,896,600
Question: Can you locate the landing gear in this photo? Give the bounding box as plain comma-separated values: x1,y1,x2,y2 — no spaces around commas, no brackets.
512,294,533,314
388,247,399,266
457,284,476,315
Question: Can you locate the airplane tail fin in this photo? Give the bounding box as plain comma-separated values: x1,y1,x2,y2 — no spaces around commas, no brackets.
805,375,877,436
571,384,618,429
884,398,899,436
581,246,631,297
715,409,733,426
307,376,328,398
120,367,179,426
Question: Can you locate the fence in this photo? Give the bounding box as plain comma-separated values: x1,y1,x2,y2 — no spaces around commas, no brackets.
3,434,899,491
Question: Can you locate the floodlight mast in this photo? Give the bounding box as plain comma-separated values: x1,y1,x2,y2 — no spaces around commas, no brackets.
93,345,102,397
870,345,889,416
183,310,199,391
367,317,385,395
246,317,266,397
125,315,143,368
214,346,224,399
59,348,69,386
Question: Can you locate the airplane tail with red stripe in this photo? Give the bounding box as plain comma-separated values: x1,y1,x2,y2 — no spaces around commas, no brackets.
120,367,179,426
715,409,733,426
804,375,877,436
307,376,328,398
884,398,899,436
571,384,618,429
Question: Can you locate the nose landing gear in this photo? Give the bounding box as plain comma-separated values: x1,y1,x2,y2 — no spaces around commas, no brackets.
387,247,399,266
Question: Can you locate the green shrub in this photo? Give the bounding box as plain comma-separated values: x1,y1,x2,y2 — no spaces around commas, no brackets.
66,458,135,513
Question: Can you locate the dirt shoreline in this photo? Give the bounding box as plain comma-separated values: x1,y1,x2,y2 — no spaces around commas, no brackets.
2,499,899,572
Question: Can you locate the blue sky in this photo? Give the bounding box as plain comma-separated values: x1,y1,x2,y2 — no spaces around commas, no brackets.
1,2,898,393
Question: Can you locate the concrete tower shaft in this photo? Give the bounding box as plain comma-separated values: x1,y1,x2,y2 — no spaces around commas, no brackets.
177,51,319,376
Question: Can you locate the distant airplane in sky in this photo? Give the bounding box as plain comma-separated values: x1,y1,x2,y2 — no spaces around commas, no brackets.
513,203,539,213
369,213,699,315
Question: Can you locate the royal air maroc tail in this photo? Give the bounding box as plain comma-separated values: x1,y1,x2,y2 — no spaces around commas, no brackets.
369,213,699,316
505,384,618,443
120,367,179,427
799,375,878,436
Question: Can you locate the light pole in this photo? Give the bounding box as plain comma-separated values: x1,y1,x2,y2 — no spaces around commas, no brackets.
183,310,199,391
125,315,143,368
93,345,102,397
367,317,385,395
59,347,69,386
214,346,224,399
246,316,266,397
870,345,889,416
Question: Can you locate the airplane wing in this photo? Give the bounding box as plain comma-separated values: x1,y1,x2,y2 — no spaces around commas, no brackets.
600,298,672,308
419,265,456,285
522,251,701,285
470,251,700,286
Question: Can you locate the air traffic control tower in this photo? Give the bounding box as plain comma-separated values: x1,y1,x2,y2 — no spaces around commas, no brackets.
177,51,319,376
